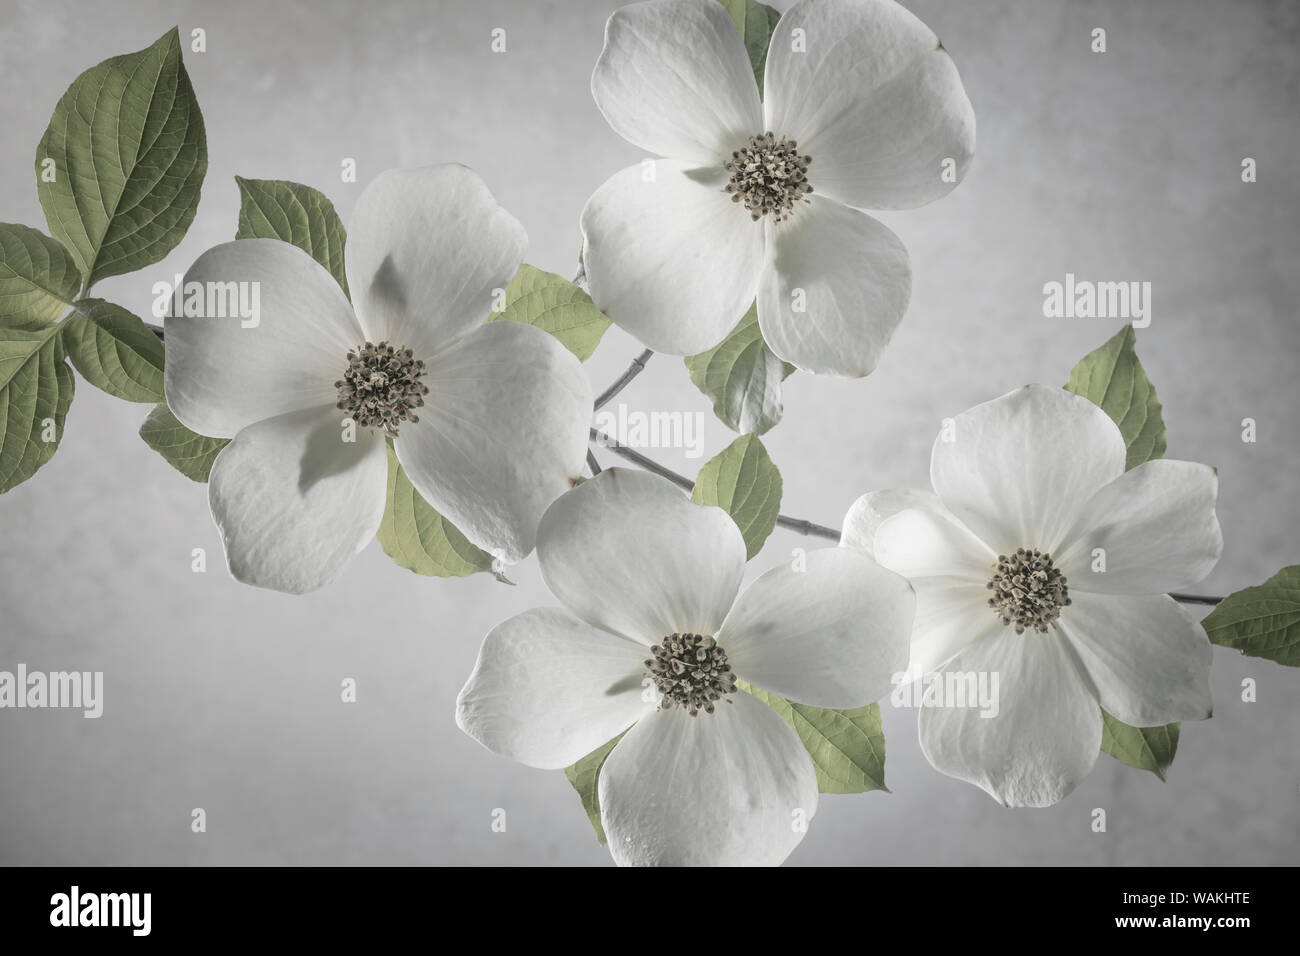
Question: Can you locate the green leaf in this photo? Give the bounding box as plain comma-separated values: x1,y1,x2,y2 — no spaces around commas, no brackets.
1068,326,1182,775
234,177,349,297
489,264,609,361
1202,565,1300,667
138,403,228,482
718,0,783,93
1100,709,1179,781
61,299,164,403
0,223,81,324
1065,324,1166,470
745,684,888,794
376,442,501,579
684,303,793,436
564,731,627,845
0,320,75,492
691,433,782,560
35,27,207,287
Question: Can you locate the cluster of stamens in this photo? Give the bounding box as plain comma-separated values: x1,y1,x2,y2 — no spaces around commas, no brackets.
722,132,813,222
335,341,428,439
986,548,1071,634
645,633,737,716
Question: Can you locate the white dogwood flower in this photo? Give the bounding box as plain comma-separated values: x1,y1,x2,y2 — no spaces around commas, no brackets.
581,0,975,376
165,165,592,594
841,385,1222,807
457,468,914,866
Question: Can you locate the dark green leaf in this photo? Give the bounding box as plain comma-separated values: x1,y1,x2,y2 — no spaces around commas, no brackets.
235,177,349,297
0,223,81,323
1065,324,1166,470
1100,710,1179,781
0,320,75,492
1202,565,1300,667
138,403,228,482
62,298,164,402
36,27,207,286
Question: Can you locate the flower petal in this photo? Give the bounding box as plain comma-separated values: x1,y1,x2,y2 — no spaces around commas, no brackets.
1058,593,1213,727
930,385,1127,557
393,321,591,564
164,239,362,438
840,488,941,559
345,165,526,358
718,547,913,708
599,689,816,866
581,160,763,356
591,0,763,164
757,198,910,377
1056,460,1223,594
904,580,1002,681
455,607,655,769
207,406,386,594
919,626,1102,807
763,0,976,210
873,504,995,583
537,469,746,645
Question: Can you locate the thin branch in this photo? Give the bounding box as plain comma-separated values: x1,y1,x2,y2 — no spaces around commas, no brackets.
585,448,602,477
775,515,839,539
594,348,653,410
590,428,693,492
586,416,1226,606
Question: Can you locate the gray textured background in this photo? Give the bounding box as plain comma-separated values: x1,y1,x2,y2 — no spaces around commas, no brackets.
1,0,1297,866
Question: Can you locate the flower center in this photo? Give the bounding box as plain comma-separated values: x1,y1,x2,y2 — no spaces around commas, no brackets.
986,548,1071,634
645,632,737,716
722,132,813,222
334,340,428,439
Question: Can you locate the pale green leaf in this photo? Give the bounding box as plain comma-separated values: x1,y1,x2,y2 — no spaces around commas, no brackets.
235,177,349,297
1202,565,1300,667
61,298,164,403
691,433,782,560
138,403,228,482
376,442,501,579
718,0,783,93
684,303,793,436
564,731,627,845
1064,324,1166,470
0,320,75,493
745,683,888,794
489,264,610,361
1100,710,1179,781
36,27,207,286
0,223,81,323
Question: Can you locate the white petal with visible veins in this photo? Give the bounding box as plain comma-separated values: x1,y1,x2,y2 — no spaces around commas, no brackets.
763,0,976,210
164,239,362,439
207,405,387,594
599,690,817,866
456,607,655,769
537,469,746,645
345,165,526,359
718,547,913,708
591,0,763,164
